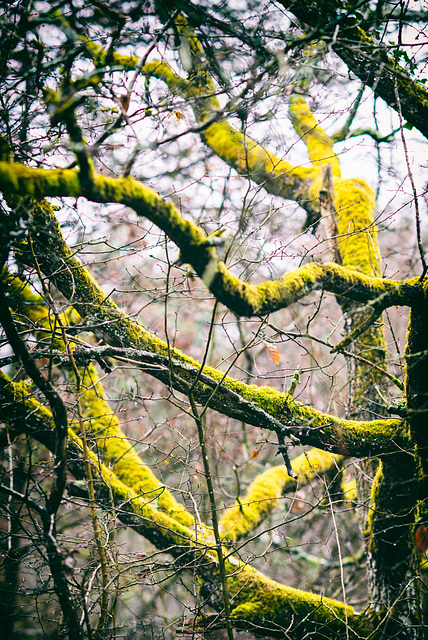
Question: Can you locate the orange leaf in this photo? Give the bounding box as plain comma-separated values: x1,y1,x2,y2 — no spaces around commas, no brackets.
265,342,281,365
415,524,428,553
251,449,260,459
167,110,184,121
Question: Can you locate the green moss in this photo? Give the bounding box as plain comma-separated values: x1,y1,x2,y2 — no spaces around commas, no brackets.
334,178,380,276
0,369,213,553
288,95,341,176
0,158,418,320
76,364,197,529
1,264,198,530
68,426,208,547
220,449,339,541
142,61,189,94
2,191,408,459
0,370,50,422
82,38,139,71
1,266,80,349
0,370,380,638
226,564,374,638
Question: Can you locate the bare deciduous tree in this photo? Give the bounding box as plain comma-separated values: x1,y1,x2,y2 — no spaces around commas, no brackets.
0,2,427,639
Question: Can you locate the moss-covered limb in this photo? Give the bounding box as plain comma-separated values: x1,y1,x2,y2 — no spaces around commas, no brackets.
1,265,53,321
0,370,214,550
288,96,382,280
0,164,422,318
75,363,197,529
170,15,326,223
1,266,81,347
6,202,408,457
334,178,381,277
151,28,322,224
365,458,420,634
144,25,385,303
0,370,55,450
328,157,387,419
277,0,428,140
151,17,380,275
287,94,382,278
1,268,198,531
0,372,382,639
223,564,378,640
405,306,428,490
219,449,340,541
17,343,412,458
1,379,374,640
77,34,321,221
288,94,340,175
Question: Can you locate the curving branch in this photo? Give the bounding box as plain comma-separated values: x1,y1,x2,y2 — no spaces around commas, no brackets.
0,162,423,318
0,369,379,639
277,0,428,139
1,268,198,531
219,449,340,541
0,202,407,459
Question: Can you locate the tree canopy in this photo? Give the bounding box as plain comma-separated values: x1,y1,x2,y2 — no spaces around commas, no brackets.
0,1,427,639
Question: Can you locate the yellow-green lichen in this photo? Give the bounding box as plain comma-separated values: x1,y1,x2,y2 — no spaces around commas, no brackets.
288,94,341,177
76,364,198,530
219,449,339,541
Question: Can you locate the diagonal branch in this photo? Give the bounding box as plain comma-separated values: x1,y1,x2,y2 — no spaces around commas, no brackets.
278,0,428,139
0,163,423,317
0,370,380,639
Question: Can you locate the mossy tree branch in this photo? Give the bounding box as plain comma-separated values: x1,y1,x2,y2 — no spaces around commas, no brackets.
277,0,428,140
1,267,198,532
2,210,409,457
0,369,380,639
219,449,341,541
0,162,423,318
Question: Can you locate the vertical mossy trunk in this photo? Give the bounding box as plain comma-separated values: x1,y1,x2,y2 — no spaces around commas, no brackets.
362,304,427,637
404,304,428,631
328,129,419,635
365,458,419,637
406,305,428,492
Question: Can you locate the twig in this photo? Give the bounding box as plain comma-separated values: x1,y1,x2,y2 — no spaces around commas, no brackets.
393,78,427,278
188,391,235,640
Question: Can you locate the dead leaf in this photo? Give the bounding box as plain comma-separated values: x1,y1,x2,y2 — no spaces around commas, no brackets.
167,110,184,121
118,94,130,112
415,524,428,553
264,341,281,365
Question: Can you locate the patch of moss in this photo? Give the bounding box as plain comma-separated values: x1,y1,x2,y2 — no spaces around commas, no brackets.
226,563,374,639
334,178,380,277
288,94,341,176
76,363,197,529
220,449,339,541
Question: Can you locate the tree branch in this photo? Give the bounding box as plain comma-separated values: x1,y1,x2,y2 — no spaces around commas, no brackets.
278,0,428,139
